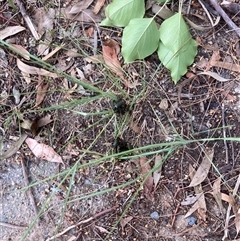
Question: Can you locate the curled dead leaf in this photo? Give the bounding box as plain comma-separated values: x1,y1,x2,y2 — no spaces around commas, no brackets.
102,39,123,79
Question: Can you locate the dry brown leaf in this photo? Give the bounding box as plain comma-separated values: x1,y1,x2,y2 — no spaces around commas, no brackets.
188,164,207,221
93,0,106,14
35,80,49,107
21,72,31,84
0,26,25,40
120,216,133,230
83,26,94,37
65,49,82,58
0,133,27,160
208,191,234,205
94,225,110,234
21,119,32,130
197,193,207,221
212,177,224,213
37,114,53,128
102,39,123,79
21,115,52,136
84,55,103,63
153,155,162,189
129,120,141,133
123,79,141,89
61,8,101,23
207,50,220,70
9,44,30,60
139,156,154,198
189,148,214,187
33,8,55,56
211,60,240,72
25,138,64,164
68,0,95,14
184,201,199,218
198,71,231,82
17,59,59,78
181,194,201,206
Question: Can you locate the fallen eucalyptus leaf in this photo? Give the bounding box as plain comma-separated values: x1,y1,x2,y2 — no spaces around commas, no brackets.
198,71,231,82
189,148,214,187
17,59,59,78
0,26,25,40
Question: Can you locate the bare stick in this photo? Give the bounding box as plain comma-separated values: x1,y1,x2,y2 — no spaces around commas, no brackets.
209,0,240,37
0,221,27,230
221,103,229,164
15,0,40,40
46,205,118,241
21,159,40,227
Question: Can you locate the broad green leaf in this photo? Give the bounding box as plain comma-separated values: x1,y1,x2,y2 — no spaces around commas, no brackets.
159,13,196,53
157,39,197,83
122,18,159,63
158,13,197,83
100,0,145,27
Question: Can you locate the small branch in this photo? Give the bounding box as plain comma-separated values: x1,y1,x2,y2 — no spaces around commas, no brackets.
0,221,27,230
221,103,229,164
46,205,118,241
21,159,40,227
209,0,240,37
15,0,40,40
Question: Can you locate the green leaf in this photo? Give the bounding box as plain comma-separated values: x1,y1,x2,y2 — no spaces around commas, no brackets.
158,13,197,83
158,40,197,83
159,13,196,53
100,0,145,27
122,18,159,63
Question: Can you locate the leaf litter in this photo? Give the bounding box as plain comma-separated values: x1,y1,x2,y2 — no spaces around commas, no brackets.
184,148,215,221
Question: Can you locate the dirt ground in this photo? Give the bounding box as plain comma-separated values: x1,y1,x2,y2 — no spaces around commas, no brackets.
1,0,240,241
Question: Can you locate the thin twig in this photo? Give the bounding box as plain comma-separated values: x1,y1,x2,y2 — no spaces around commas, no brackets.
15,0,40,40
0,221,27,230
21,159,40,227
221,103,229,164
209,0,240,37
46,205,118,241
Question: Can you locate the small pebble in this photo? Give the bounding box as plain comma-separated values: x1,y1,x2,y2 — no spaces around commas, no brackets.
84,179,91,185
187,216,196,226
0,216,8,223
150,211,160,220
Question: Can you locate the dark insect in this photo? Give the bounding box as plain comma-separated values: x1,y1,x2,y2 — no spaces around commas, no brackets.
111,98,128,114
113,137,131,153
